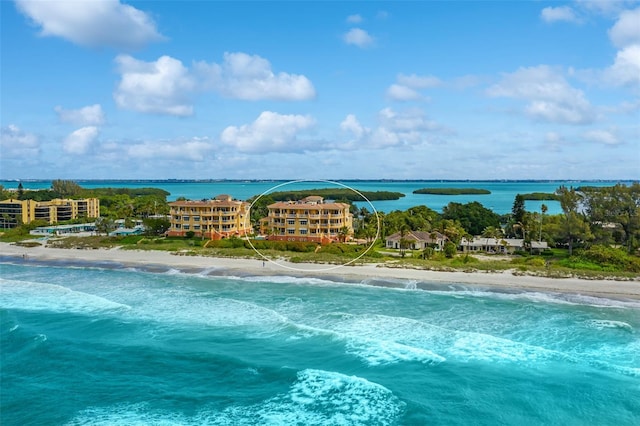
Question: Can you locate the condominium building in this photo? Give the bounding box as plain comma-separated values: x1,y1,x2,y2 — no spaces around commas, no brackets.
261,196,353,244
167,194,252,239
0,198,100,229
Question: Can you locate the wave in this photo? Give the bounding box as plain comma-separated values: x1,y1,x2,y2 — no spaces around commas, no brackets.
585,319,633,332
66,369,404,425
0,278,131,314
425,288,640,309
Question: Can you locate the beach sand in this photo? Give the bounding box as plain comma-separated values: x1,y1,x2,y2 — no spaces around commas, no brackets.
2,242,639,300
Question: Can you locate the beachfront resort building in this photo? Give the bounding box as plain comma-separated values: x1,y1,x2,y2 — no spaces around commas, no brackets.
0,198,100,229
260,196,354,244
167,194,251,239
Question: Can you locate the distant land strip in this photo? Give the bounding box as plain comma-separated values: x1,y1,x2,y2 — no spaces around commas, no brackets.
519,192,560,201
413,188,491,195
264,188,405,202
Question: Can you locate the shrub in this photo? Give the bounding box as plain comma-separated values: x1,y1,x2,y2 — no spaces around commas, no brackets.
443,241,457,258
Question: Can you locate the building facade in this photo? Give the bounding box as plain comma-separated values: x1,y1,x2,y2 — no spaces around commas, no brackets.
385,230,447,251
0,198,100,229
261,196,353,244
167,194,251,239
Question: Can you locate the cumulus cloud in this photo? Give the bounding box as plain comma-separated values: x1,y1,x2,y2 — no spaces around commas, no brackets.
220,111,316,153
397,74,442,89
340,108,442,149
346,14,363,24
487,65,595,124
603,44,640,87
340,114,369,141
114,55,195,116
386,73,441,101
608,8,640,48
343,28,374,48
583,129,620,145
126,137,214,161
55,104,105,126
0,124,40,158
386,84,422,101
63,126,99,154
540,6,579,23
194,52,315,101
15,0,163,49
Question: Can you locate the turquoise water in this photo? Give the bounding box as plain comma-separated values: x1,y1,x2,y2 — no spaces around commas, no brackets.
1,259,639,425
1,180,635,214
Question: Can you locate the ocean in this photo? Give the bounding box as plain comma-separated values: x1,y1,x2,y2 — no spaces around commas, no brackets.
1,180,635,215
1,259,639,425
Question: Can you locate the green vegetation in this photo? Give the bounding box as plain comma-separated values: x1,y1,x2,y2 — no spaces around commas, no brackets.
519,192,559,201
413,188,490,195
264,188,404,202
4,181,639,278
442,201,501,236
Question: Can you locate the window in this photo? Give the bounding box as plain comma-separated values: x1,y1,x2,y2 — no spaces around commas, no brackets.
193,216,200,221
287,229,296,234
287,219,295,225
183,216,190,221
300,229,308,235
183,225,190,230
194,225,200,230
299,220,308,225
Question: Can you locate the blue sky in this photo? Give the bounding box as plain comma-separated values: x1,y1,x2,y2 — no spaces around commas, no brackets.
1,0,638,180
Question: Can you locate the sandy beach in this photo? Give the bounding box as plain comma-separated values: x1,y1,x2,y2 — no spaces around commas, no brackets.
2,242,639,300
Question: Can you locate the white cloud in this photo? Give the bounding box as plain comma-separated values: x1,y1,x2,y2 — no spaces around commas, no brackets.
540,6,579,23
583,129,620,145
126,137,214,161
55,104,105,126
397,73,442,89
63,126,99,154
340,114,368,140
0,124,39,158
386,84,422,101
603,44,640,87
114,55,195,116
194,52,315,101
386,73,441,101
343,28,374,48
487,65,595,124
340,108,442,149
608,8,640,48
346,14,363,24
574,0,632,17
220,111,316,153
15,0,163,49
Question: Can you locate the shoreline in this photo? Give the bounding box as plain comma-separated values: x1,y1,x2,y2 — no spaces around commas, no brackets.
1,242,639,301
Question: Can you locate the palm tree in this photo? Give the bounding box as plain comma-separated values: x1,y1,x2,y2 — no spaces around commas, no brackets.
540,204,548,242
338,226,350,243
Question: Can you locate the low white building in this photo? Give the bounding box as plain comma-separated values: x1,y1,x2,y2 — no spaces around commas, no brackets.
458,237,548,254
385,230,447,251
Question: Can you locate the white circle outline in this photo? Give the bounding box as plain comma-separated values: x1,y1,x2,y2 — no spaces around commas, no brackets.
243,180,380,272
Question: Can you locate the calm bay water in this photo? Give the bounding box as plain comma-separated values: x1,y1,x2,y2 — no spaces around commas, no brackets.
1,180,635,215
1,260,639,425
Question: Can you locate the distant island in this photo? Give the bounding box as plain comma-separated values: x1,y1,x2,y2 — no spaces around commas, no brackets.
519,192,560,201
413,188,491,195
265,188,404,202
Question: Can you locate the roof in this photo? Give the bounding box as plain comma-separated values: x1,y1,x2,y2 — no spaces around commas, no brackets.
268,201,350,210
386,230,446,242
170,198,248,208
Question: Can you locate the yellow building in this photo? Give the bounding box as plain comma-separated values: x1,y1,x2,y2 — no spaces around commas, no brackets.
261,196,353,243
167,194,252,239
0,198,100,229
